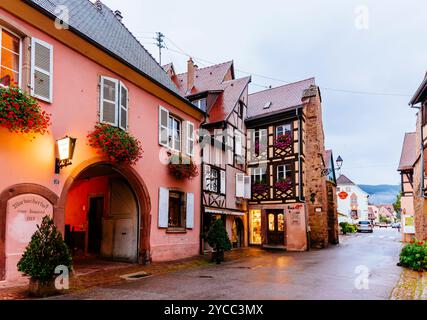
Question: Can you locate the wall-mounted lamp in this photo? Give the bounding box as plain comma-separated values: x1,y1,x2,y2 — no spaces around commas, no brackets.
55,136,76,173
321,155,344,177
335,155,343,171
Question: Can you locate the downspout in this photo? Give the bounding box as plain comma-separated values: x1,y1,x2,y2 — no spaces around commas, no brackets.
296,106,310,251
412,103,426,198
199,114,208,255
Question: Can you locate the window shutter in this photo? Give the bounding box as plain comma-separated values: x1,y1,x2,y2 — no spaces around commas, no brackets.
31,38,53,102
158,106,169,147
100,76,118,126
220,170,226,194
119,82,128,130
203,164,211,191
227,128,234,165
186,121,195,156
244,176,251,199
158,187,169,228
235,130,242,156
186,193,194,229
236,173,244,197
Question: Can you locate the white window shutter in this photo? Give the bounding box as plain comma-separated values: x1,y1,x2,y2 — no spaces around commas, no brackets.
31,38,53,102
186,193,195,229
158,106,169,147
236,173,244,197
119,82,128,130
158,187,169,228
186,121,195,156
203,164,211,191
227,128,234,165
244,176,251,199
100,76,118,126
220,170,226,194
235,130,242,156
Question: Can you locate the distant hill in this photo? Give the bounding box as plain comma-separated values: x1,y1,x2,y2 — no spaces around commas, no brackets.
358,184,400,205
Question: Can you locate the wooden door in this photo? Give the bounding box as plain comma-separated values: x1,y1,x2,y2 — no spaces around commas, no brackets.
87,196,104,254
267,210,285,245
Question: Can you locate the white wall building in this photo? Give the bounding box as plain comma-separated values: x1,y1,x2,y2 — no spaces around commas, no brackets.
336,174,369,223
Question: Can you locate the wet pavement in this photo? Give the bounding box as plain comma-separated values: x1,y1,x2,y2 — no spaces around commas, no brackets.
51,228,403,300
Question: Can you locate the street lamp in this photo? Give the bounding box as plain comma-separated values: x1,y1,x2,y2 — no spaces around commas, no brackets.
336,155,343,171
55,136,76,173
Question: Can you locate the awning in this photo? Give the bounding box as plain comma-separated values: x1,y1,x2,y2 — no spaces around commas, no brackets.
204,208,245,216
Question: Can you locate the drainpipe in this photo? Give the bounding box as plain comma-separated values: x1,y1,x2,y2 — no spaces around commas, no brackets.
199,114,208,255
296,106,310,251
412,104,426,199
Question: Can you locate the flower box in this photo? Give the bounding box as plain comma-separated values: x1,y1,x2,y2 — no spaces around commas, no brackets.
168,154,198,180
0,85,50,135
274,179,292,192
252,183,269,194
87,123,143,165
274,133,292,150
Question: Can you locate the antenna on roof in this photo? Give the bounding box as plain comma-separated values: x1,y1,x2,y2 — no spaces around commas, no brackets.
155,32,165,65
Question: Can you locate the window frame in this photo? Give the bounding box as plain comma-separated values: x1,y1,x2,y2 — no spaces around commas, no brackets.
168,114,182,152
207,167,220,193
252,167,267,184
168,190,186,229
193,97,207,110
99,76,129,130
275,123,292,138
0,26,23,88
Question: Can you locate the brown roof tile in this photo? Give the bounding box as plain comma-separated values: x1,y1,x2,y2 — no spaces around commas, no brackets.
336,174,356,185
247,78,315,119
398,132,416,171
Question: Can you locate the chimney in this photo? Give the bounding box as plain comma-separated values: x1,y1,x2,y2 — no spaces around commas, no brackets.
187,58,195,93
94,0,103,12
114,10,123,21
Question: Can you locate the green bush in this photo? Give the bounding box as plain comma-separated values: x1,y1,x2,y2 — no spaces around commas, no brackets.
399,240,427,271
17,216,72,285
339,222,357,234
207,219,232,263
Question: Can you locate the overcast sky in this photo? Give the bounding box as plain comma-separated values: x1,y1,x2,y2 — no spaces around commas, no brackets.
99,0,425,185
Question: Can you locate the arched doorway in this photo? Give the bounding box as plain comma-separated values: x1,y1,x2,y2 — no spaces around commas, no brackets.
58,160,151,264
232,218,244,248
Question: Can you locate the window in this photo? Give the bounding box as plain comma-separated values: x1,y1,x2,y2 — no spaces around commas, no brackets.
100,76,128,129
276,164,292,181
0,27,21,87
193,98,207,111
276,123,291,138
168,191,186,228
168,115,181,151
238,101,244,118
207,167,219,193
31,38,53,102
254,129,267,155
234,130,243,156
253,167,267,183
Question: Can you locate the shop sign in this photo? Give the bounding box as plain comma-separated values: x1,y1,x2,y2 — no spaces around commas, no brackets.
338,191,348,200
403,214,415,234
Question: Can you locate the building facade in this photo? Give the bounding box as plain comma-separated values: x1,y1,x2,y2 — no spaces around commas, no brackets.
397,132,416,242
245,79,338,250
336,175,369,222
0,0,205,282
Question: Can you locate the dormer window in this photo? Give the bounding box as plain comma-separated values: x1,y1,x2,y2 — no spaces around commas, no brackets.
192,98,207,111
0,27,21,87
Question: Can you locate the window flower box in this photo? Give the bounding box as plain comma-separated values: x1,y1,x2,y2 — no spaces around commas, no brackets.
0,85,51,135
274,179,293,192
252,183,269,195
87,123,143,165
168,154,198,180
274,132,292,150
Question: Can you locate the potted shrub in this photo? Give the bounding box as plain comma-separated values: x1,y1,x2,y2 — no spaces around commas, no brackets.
87,123,143,165
168,154,198,180
398,240,427,271
17,216,72,297
0,84,50,136
206,219,232,264
273,132,292,150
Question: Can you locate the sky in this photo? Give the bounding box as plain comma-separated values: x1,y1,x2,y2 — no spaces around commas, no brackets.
98,0,426,185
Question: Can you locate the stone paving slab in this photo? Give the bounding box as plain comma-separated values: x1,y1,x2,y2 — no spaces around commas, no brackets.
391,269,427,300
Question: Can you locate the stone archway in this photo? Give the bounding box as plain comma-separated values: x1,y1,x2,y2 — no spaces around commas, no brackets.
57,157,152,264
0,183,59,281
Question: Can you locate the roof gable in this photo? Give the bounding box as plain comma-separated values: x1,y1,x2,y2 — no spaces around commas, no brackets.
398,132,416,171
337,174,356,185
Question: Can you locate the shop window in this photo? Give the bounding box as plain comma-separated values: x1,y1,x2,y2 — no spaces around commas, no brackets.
277,214,284,232
168,191,186,228
0,27,21,87
249,210,261,244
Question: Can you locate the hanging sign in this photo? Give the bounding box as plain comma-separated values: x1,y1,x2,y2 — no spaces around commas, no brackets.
338,191,348,200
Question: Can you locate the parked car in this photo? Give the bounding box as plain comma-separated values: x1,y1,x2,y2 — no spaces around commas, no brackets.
391,222,401,229
378,222,388,228
357,221,374,233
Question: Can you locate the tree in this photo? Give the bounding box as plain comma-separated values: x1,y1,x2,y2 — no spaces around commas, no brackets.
17,216,72,297
206,219,232,264
393,193,402,217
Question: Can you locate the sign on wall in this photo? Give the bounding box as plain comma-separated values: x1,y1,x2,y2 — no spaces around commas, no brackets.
5,194,53,280
402,214,415,234
338,191,348,200
288,204,303,225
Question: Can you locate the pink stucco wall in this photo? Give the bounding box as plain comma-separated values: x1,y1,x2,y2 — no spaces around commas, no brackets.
0,9,202,266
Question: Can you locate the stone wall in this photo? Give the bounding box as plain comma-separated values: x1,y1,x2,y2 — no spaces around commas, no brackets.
302,87,330,248
413,111,427,240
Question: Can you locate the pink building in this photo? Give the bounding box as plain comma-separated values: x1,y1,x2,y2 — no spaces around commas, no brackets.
0,0,204,283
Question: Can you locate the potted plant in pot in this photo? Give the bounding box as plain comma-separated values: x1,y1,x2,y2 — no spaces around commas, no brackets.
17,216,72,297
206,219,232,264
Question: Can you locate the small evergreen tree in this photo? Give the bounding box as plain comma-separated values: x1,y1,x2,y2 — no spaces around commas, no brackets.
206,219,232,264
17,216,72,290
